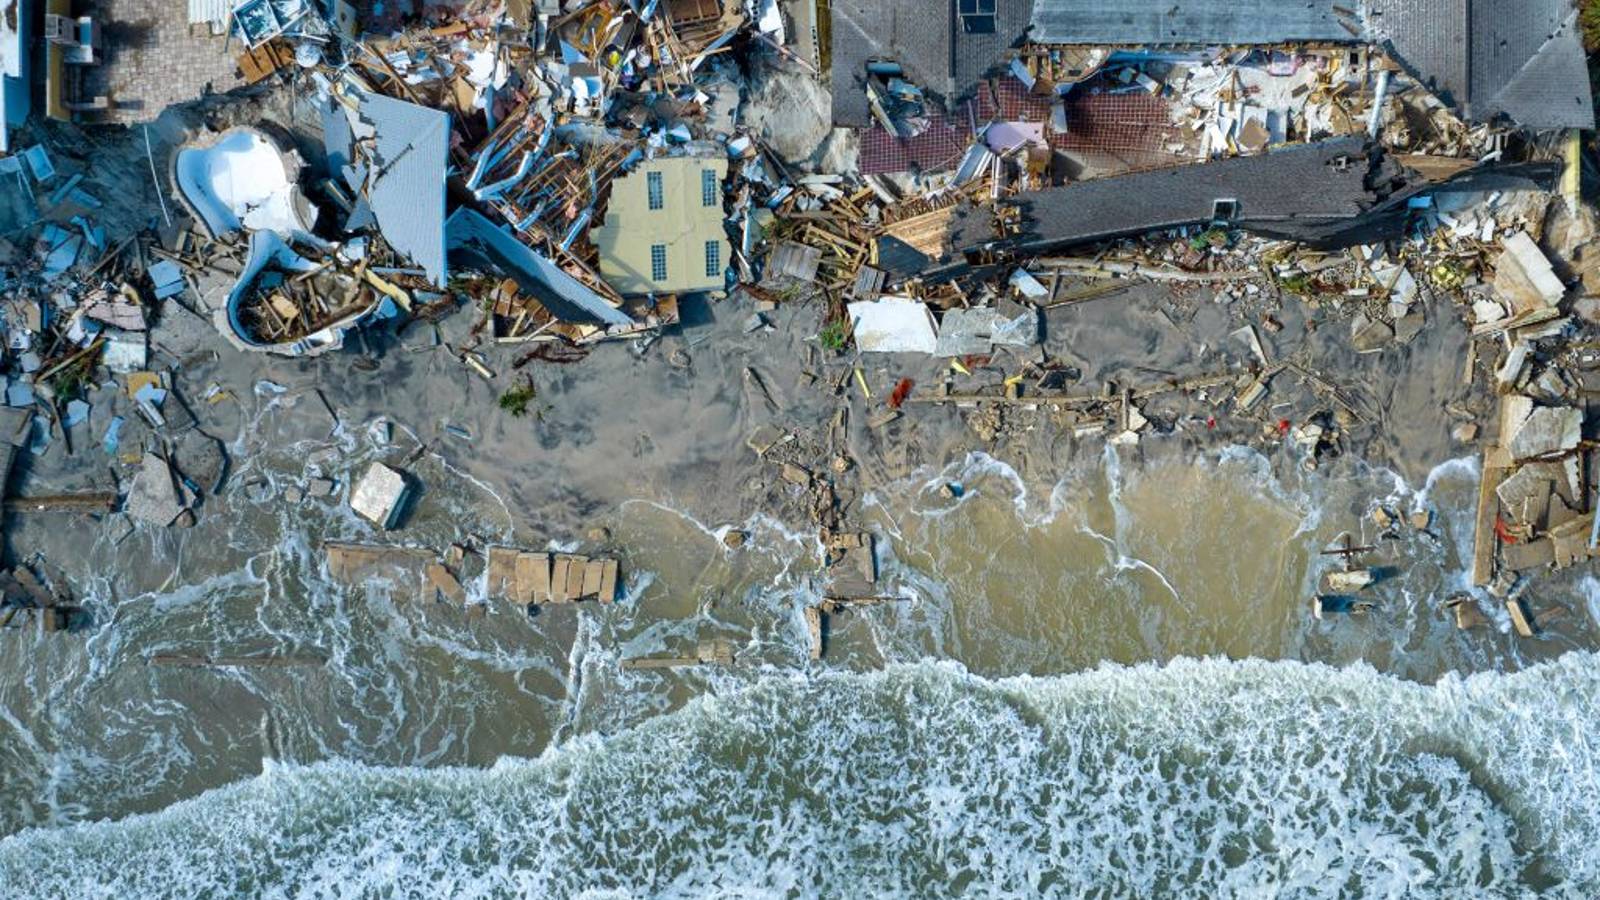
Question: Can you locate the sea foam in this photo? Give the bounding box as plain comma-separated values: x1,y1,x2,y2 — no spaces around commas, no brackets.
1,655,1595,898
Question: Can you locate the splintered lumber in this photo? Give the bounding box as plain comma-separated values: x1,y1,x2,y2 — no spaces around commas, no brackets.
880,206,956,257
1472,445,1511,586
906,371,1239,407
1036,257,1262,282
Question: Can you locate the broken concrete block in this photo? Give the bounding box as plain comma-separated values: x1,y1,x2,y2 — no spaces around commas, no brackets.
1324,569,1375,593
125,454,187,527
1496,468,1553,526
1350,313,1394,353
562,554,585,600
549,556,572,602
349,462,411,529
746,424,785,456
1505,406,1581,461
1494,232,1566,316
580,559,605,599
804,605,823,660
1501,537,1555,572
424,563,466,604
486,547,519,599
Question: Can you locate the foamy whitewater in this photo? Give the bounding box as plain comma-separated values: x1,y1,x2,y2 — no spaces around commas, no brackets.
3,434,1597,897
2,655,1597,898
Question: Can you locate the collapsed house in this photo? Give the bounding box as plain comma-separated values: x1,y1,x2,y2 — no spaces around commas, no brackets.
171,125,393,356
832,0,1593,178
882,136,1565,280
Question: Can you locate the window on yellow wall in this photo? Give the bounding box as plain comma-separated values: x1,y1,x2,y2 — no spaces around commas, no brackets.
647,171,664,210
651,244,668,282
701,169,717,207
704,241,721,278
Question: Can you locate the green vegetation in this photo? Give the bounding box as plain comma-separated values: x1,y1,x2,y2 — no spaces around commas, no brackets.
498,381,537,417
817,320,849,353
50,360,91,402
1276,274,1314,296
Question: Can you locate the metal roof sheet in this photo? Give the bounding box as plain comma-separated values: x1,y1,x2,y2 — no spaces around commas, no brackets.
358,93,449,286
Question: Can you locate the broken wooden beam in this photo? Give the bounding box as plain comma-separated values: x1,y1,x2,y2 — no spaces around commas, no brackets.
3,492,119,514
147,654,328,668
1471,445,1511,587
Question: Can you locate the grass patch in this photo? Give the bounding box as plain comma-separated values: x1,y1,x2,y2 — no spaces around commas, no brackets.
817,320,849,353
498,381,537,417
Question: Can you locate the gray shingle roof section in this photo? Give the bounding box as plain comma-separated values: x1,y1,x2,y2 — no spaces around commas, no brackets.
828,0,1033,127
1362,0,1592,129
1367,0,1468,110
358,93,450,286
829,0,954,127
1029,0,1358,44
1469,1,1593,129
1010,137,1377,250
954,2,1036,99
445,209,633,328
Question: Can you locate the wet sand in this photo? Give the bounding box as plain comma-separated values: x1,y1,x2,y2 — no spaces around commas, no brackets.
2,253,1597,835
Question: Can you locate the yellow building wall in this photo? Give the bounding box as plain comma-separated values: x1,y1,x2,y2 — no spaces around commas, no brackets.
594,156,730,295
44,0,69,120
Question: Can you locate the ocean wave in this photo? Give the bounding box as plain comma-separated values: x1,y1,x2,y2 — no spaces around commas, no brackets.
2,655,1595,898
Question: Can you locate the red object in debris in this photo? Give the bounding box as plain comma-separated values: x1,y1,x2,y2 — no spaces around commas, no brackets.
888,378,914,410
1278,419,1291,435
1494,515,1518,544
1206,416,1217,430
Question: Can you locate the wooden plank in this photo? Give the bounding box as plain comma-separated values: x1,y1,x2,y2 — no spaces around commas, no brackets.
549,556,571,603
581,559,605,599
563,555,586,601
597,559,618,603
1472,445,1511,586
515,552,550,605
804,606,822,660
486,547,519,599
1506,597,1537,637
